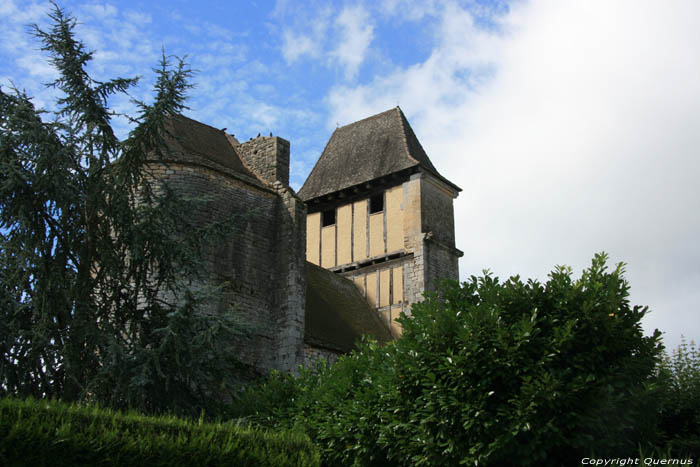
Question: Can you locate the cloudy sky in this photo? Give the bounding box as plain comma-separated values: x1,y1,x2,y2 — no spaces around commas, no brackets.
2,0,698,351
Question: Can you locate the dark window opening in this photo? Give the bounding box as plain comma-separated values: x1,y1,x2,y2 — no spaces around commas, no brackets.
322,209,336,227
369,193,384,214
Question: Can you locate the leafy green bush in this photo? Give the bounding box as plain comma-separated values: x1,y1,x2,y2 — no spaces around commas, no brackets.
383,254,663,465
0,397,319,466
232,342,393,465
656,339,700,455
227,368,309,428
233,254,664,466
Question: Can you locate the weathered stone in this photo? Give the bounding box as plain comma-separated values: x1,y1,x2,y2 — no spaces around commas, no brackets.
148,112,403,373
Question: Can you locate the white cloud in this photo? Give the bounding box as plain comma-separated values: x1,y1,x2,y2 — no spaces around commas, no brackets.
79,2,118,20
16,53,57,79
123,10,151,26
327,1,500,125
0,0,47,24
379,0,439,21
280,6,331,63
0,0,18,17
327,0,700,349
277,3,374,80
282,30,319,62
248,102,279,128
330,5,374,80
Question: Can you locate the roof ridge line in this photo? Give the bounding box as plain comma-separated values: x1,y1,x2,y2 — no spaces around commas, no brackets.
173,113,229,135
396,107,421,166
394,110,463,193
336,106,398,130
164,114,262,180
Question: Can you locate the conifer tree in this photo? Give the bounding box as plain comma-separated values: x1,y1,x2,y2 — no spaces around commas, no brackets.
0,4,245,416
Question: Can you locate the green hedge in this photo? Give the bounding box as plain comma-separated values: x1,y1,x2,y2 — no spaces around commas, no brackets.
0,397,319,466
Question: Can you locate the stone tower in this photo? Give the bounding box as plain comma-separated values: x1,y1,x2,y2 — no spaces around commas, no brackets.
298,107,462,335
152,115,307,373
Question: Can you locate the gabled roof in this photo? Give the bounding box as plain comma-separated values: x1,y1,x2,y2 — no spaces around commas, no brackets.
305,262,392,353
298,107,460,201
160,114,255,179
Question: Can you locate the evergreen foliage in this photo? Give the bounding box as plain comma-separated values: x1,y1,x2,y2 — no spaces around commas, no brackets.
0,4,245,417
233,254,666,466
0,397,319,466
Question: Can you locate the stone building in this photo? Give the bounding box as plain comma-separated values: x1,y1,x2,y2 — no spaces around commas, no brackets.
153,107,459,374
299,107,463,335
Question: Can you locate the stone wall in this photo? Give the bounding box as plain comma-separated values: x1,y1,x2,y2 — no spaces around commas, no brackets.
420,173,461,289
238,136,291,186
304,344,340,365
272,181,306,372
145,157,306,374
423,238,461,293
395,171,461,309
401,173,426,308
420,175,457,249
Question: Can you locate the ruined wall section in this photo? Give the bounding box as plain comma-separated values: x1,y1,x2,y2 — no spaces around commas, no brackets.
237,136,290,186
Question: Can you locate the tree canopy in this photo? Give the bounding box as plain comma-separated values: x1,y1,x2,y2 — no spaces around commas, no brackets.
0,4,244,417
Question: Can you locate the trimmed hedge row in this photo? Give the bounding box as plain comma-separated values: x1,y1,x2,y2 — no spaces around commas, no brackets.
0,397,319,466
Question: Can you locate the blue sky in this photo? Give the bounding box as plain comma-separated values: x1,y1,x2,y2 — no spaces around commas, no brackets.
2,0,700,351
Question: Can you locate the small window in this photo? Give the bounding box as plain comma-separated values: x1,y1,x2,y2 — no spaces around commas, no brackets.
322,209,336,227
369,193,384,214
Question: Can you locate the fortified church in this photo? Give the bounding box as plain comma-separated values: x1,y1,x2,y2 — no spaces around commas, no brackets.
152,107,462,374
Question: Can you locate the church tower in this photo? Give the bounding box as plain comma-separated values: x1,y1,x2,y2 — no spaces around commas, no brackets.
299,107,462,335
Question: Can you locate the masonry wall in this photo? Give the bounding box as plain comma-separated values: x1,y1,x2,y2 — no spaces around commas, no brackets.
424,240,461,294
420,174,460,289
146,159,305,374
401,173,426,308
421,176,457,248
237,136,291,186
304,344,340,365
273,181,307,372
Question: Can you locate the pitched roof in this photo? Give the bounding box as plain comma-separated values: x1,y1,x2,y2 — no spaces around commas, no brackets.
305,262,393,352
298,107,460,200
160,114,255,178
